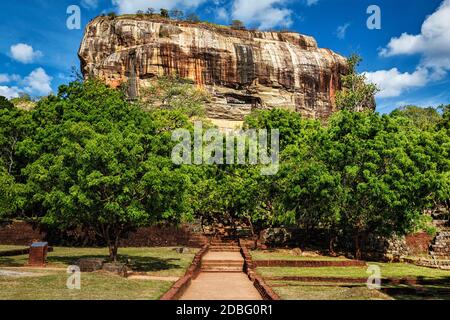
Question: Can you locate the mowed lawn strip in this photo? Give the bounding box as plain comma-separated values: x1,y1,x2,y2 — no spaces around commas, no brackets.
267,283,392,300
257,262,450,300
0,245,28,253
0,247,198,300
251,250,350,261
257,263,450,279
0,271,173,300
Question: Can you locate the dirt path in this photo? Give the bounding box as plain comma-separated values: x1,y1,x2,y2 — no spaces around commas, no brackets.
179,251,262,300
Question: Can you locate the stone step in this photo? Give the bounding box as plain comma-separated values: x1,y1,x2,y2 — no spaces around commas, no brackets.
435,234,450,239
210,242,238,246
432,244,450,249
202,261,244,267
210,246,239,249
210,245,240,249
433,220,449,227
201,266,244,272
431,252,450,258
210,248,241,252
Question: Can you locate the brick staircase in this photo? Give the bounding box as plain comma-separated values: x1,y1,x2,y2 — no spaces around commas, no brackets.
429,209,449,261
187,233,209,248
430,231,450,260
209,239,241,252
200,239,244,273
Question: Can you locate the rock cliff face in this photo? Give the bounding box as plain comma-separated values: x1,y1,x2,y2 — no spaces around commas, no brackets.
79,16,349,122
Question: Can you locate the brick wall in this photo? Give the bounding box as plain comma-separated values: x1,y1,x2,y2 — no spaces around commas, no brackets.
405,232,433,255
0,222,44,245
0,221,207,248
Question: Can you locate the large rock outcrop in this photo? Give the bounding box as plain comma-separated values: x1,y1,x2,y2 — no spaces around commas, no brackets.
79,16,349,122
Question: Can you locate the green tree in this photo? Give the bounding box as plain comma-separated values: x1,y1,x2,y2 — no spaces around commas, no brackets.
160,8,170,18
21,81,193,261
186,13,200,22
231,20,245,30
335,54,378,112
323,111,449,258
439,104,450,130
0,103,32,175
0,168,17,221
0,96,14,110
170,9,184,20
391,105,441,130
244,108,320,150
244,108,450,257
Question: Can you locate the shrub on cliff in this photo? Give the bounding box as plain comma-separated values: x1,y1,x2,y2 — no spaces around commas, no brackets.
139,76,209,118
160,8,170,19
186,13,200,23
336,54,378,112
231,20,246,30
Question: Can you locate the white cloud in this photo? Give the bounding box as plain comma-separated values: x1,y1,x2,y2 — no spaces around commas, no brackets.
364,68,429,98
10,43,43,64
379,0,450,76
0,68,52,98
23,68,53,96
0,86,21,99
216,7,229,21
0,74,21,83
306,0,319,6
0,74,10,83
112,0,206,14
336,23,350,40
366,0,450,100
231,0,293,30
81,0,99,9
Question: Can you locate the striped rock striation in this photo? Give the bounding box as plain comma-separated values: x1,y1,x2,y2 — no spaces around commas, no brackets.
79,16,349,122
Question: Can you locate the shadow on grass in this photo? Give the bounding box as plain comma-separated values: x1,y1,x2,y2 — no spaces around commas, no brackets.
47,255,183,273
382,276,450,300
0,256,28,267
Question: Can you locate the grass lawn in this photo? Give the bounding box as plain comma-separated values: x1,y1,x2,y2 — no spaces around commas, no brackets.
251,249,349,261
0,269,172,300
0,245,28,253
0,246,197,300
257,262,450,300
0,247,198,277
257,263,450,279
268,282,392,300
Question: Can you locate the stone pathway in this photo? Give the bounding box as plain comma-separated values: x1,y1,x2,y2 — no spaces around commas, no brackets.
0,269,45,277
180,272,262,300
179,241,262,300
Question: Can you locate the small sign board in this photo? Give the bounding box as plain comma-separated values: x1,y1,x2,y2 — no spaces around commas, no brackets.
31,242,48,248
28,242,49,266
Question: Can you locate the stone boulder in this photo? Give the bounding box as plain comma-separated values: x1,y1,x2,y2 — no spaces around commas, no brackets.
76,258,105,272
78,16,358,124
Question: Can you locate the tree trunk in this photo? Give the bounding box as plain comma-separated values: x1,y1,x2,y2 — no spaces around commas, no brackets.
329,235,336,256
103,226,119,262
354,233,362,260
247,218,258,250
108,243,118,262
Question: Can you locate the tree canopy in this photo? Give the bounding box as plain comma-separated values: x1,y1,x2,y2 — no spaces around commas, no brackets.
335,54,378,112
0,77,449,260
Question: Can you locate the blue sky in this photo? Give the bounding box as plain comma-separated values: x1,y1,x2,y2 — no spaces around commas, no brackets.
1,0,449,113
